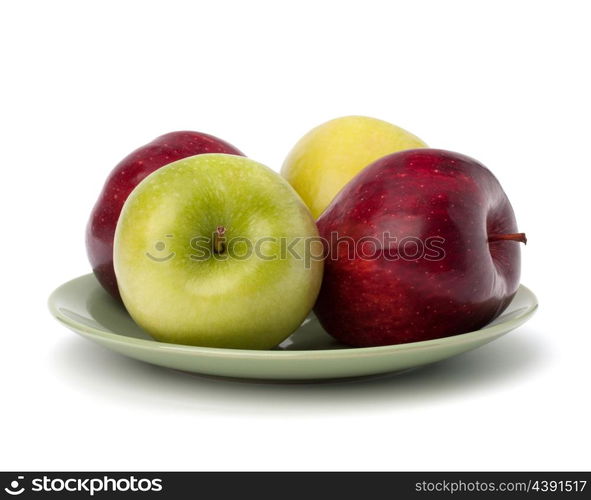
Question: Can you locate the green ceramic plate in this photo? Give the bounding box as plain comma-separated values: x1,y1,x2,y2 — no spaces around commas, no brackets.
49,274,538,381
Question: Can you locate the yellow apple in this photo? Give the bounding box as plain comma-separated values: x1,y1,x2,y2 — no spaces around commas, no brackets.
281,116,427,218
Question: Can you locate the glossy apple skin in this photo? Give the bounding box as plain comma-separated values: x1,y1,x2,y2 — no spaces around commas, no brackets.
315,149,522,347
114,154,323,349
281,116,426,218
86,131,244,299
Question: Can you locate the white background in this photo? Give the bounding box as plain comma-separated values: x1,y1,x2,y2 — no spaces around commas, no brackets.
1,0,590,471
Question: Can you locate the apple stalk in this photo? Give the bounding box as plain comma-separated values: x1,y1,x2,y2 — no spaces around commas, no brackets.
213,226,227,254
488,233,527,245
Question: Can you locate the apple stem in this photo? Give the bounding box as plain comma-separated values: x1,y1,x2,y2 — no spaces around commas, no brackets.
213,226,226,254
488,233,527,245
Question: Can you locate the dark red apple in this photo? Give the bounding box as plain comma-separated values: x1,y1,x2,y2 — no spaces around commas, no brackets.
86,131,244,299
314,148,526,347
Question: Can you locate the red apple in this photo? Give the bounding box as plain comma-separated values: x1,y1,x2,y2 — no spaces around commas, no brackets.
314,149,526,347
86,131,244,299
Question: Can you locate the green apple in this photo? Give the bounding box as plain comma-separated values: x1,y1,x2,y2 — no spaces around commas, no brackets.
281,116,427,218
114,154,323,349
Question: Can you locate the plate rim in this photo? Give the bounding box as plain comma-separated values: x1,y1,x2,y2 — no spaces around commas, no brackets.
48,274,538,360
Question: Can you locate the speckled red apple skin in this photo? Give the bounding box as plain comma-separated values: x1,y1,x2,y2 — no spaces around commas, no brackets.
314,149,522,347
86,131,244,299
